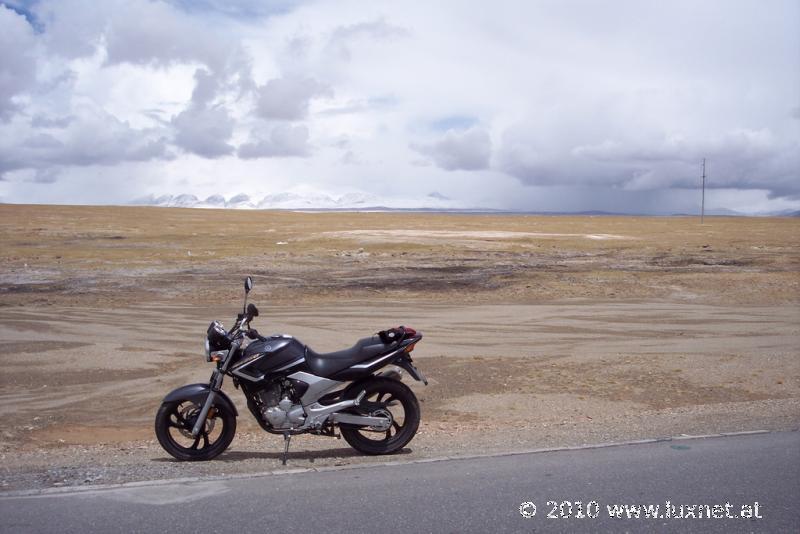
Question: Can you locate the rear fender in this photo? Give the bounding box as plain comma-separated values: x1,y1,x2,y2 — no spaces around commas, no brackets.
162,383,239,416
342,358,426,399
393,355,428,385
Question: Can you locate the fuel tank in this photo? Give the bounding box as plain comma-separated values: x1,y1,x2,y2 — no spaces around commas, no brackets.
231,335,306,382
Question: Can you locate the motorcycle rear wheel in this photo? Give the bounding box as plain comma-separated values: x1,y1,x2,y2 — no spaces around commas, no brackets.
340,377,420,455
155,399,236,461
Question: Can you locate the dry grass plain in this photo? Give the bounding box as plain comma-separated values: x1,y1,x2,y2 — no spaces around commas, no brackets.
0,204,798,490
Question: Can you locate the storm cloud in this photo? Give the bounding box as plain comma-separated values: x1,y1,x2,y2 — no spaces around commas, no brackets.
412,127,492,171
171,105,235,158
0,105,171,175
238,124,310,158
254,76,331,121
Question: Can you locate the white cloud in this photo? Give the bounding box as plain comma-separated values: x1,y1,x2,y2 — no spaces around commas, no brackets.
0,0,797,214
104,0,228,69
30,114,75,128
325,18,409,62
0,5,38,119
189,68,220,107
31,0,115,59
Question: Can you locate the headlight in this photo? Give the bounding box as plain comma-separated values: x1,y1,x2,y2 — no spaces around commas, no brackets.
205,320,231,362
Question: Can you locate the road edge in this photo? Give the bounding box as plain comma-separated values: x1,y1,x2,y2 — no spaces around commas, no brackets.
1,429,787,499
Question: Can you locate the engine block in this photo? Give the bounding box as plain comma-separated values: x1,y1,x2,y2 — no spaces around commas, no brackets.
259,381,306,429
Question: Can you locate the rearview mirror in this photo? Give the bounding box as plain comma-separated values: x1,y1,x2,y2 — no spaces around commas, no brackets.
244,276,253,293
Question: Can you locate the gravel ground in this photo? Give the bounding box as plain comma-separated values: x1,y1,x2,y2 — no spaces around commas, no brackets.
2,398,798,492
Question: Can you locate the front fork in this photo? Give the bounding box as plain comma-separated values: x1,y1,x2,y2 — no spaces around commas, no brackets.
192,341,236,437
191,373,222,436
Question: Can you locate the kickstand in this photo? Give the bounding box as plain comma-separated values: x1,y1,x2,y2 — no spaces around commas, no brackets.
282,432,292,466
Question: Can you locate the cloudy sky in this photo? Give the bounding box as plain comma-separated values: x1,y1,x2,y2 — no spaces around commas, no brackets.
1,0,798,214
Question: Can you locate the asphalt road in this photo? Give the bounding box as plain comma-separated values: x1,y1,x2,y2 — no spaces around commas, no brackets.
1,431,798,534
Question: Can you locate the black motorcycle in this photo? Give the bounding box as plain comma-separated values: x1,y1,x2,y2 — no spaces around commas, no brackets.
155,277,427,464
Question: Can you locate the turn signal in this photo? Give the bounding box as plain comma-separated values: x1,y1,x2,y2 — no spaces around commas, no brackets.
209,351,226,362
404,343,416,353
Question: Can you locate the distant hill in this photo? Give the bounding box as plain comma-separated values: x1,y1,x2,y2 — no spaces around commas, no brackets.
772,209,800,217
127,193,800,216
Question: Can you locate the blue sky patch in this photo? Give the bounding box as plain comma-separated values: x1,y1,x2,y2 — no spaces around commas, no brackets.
430,116,479,132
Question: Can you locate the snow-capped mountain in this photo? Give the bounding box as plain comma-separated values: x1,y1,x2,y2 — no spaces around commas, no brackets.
226,193,257,209
257,192,339,209
196,194,226,208
171,194,200,208
132,194,202,208
131,190,462,210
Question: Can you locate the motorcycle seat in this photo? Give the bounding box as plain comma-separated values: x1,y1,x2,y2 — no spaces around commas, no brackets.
305,335,391,378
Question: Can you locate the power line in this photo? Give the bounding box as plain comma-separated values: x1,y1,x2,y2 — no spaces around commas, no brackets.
701,158,706,224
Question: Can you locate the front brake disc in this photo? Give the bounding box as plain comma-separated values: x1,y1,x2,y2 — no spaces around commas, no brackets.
177,404,216,438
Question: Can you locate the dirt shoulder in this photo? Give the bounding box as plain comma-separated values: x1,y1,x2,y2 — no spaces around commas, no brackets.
0,301,797,491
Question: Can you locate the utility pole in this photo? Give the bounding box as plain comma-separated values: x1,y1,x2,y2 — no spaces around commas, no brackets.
701,158,706,224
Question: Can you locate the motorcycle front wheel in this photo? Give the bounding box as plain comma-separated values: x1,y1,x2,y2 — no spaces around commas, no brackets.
155,398,236,461
340,377,420,455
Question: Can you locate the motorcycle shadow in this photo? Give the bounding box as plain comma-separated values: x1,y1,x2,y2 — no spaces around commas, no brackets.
151,447,412,463
217,447,414,463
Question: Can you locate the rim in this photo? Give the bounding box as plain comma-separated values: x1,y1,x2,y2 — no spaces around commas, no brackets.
164,400,226,453
354,390,408,443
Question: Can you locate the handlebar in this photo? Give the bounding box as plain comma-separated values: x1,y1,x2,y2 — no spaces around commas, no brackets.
246,328,267,341
227,303,261,340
